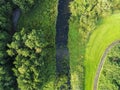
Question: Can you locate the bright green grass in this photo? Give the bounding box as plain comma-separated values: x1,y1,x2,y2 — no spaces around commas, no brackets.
85,13,120,90
68,20,85,90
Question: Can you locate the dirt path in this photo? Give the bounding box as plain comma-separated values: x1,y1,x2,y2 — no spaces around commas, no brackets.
93,40,120,90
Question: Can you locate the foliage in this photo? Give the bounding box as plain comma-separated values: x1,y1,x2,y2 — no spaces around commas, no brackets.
69,0,113,42
0,0,58,89
0,1,12,32
0,31,17,90
0,1,17,90
12,0,36,12
55,75,69,90
98,44,120,90
7,28,55,90
111,0,120,10
14,0,58,90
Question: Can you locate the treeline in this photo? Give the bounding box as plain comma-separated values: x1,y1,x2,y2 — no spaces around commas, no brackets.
69,0,120,90
0,0,58,90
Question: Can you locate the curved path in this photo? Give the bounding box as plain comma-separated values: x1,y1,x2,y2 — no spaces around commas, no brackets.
85,13,120,90
93,40,120,90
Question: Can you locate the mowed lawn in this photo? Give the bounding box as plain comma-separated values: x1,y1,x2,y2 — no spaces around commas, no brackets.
85,13,120,90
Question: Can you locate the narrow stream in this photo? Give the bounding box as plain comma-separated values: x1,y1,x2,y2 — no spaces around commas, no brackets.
12,8,21,90
12,2,72,89
12,8,21,32
56,0,71,89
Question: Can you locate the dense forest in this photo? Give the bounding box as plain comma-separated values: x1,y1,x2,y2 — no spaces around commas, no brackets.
0,0,120,90
0,0,57,90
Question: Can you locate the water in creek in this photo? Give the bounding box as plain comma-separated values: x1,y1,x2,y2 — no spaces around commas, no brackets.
56,0,71,89
12,8,21,31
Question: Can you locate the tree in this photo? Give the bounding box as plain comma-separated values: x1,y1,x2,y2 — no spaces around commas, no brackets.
7,28,54,90
12,0,36,12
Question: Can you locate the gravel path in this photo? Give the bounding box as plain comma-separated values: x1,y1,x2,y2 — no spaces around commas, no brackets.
93,40,120,90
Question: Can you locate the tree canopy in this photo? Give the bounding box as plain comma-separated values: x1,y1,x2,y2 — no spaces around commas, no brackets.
7,28,54,90
12,0,36,12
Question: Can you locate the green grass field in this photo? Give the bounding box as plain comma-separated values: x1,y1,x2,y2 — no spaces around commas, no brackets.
85,13,120,90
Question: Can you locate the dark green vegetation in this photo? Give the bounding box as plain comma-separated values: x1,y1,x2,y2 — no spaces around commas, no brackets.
7,29,56,90
0,32,17,90
98,44,120,90
0,0,58,90
0,2,12,32
9,0,58,90
0,1,17,90
12,0,36,12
